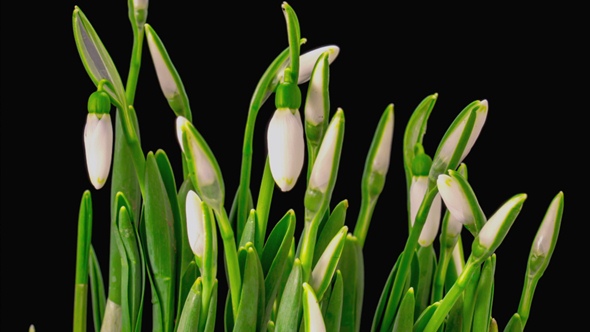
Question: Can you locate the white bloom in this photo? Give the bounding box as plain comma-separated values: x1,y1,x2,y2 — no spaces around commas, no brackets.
478,194,527,250
308,111,343,193
146,29,177,99
410,176,442,247
532,192,563,256
267,108,305,191
437,174,474,226
278,45,340,85
84,113,113,190
186,190,205,258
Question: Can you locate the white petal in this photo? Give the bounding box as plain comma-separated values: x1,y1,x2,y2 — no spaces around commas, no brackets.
372,108,394,174
298,45,339,84
309,111,343,192
533,192,563,256
303,283,327,332
84,113,113,190
267,108,305,191
459,100,488,163
446,214,463,238
409,176,429,227
419,193,442,247
186,190,205,257
437,174,473,225
175,116,189,153
478,194,526,249
146,31,178,99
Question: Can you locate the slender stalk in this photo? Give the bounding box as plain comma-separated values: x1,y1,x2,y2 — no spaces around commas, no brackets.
255,157,275,254
353,195,378,249
213,207,242,319
73,191,92,332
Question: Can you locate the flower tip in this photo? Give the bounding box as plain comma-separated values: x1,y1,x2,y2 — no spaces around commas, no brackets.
175,116,189,152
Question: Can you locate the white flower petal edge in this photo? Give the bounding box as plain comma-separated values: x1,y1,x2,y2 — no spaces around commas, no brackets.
186,190,205,258
84,113,113,190
437,174,474,225
146,30,178,99
267,108,305,192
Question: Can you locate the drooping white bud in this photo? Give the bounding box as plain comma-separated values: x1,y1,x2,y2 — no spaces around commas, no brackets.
267,108,305,191
84,113,113,190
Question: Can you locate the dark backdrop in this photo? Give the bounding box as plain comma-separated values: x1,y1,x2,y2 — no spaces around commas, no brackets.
2,0,586,331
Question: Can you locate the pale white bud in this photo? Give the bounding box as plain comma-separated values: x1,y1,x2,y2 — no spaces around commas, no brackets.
267,108,305,191
532,192,563,256
146,30,178,99
371,107,394,174
84,113,113,190
302,283,327,332
410,176,442,246
176,116,217,187
309,111,343,193
437,174,474,226
186,190,205,258
278,45,340,85
478,194,527,249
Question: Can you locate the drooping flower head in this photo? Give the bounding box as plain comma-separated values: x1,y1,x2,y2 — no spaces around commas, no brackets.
83,90,113,190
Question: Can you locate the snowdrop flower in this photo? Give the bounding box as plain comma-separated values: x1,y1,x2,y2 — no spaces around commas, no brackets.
308,110,344,194
268,70,305,192
277,45,340,85
84,91,113,190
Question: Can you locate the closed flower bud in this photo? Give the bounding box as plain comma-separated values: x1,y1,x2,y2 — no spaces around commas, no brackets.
84,113,113,190
186,190,205,259
410,176,442,247
267,107,305,192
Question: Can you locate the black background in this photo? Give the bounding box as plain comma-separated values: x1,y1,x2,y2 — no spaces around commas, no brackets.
1,0,587,331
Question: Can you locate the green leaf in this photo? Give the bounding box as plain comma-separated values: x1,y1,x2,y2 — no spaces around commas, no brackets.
337,235,364,332
310,226,347,301
392,288,415,332
370,254,400,332
503,313,523,332
323,271,343,332
413,301,440,332
415,245,436,320
72,6,127,109
203,280,219,332
176,261,199,328
275,259,303,332
176,277,202,331
472,255,496,332
261,210,296,326
462,261,482,332
88,245,106,332
144,151,177,331
313,200,348,266
239,210,257,249
74,190,92,332
235,247,264,332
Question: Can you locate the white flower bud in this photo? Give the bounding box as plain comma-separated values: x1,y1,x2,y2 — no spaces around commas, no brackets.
478,194,527,250
146,29,178,99
84,113,113,190
278,45,340,85
186,190,205,258
309,111,343,193
437,174,474,226
371,107,394,175
410,176,442,247
267,108,305,191
133,0,148,10
532,192,563,256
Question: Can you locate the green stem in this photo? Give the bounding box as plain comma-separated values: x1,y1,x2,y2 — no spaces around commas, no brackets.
353,195,378,249
255,156,275,254
214,208,242,319
517,276,537,328
380,187,439,332
423,259,478,332
431,244,454,303
237,103,259,241
298,212,323,282
125,25,145,106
